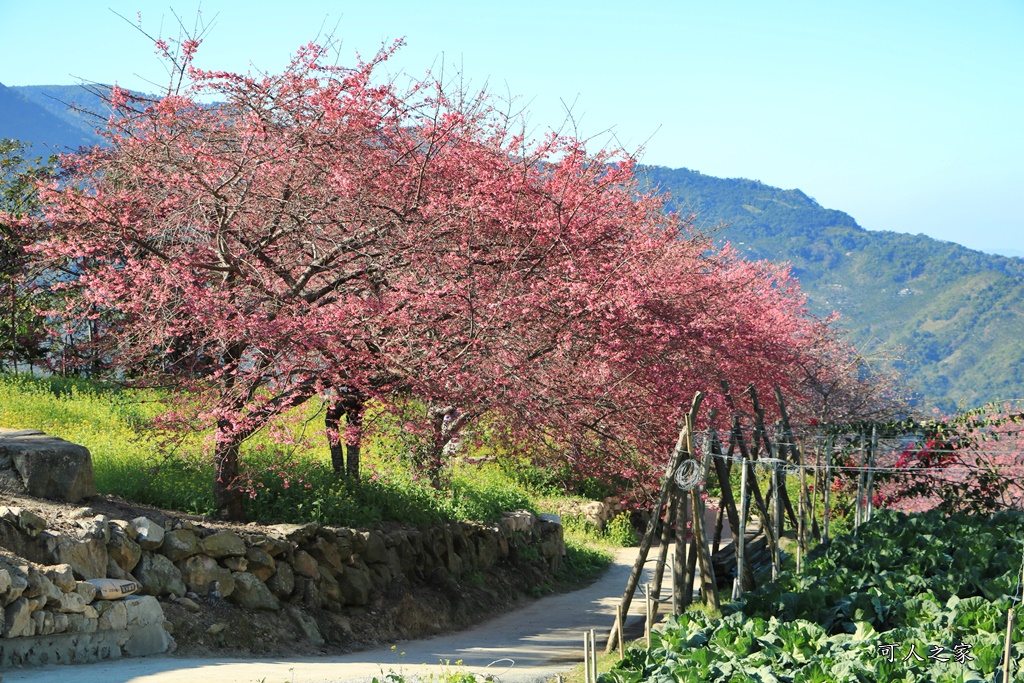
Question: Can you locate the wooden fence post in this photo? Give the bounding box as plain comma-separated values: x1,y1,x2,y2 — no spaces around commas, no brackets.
865,425,878,522
584,632,591,683
733,448,750,601
811,432,822,542
855,432,866,534
772,458,782,581
711,429,750,590
678,490,694,612
689,416,720,611
1003,606,1014,683
823,433,833,543
773,388,809,572
720,381,778,559
607,392,704,654
650,496,675,619
645,583,652,647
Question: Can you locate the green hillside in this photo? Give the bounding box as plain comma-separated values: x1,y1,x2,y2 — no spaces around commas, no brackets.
642,166,1024,412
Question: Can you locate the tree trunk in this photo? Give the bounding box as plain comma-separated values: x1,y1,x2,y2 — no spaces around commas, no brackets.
427,410,447,489
326,401,346,475
326,391,364,480
214,426,247,522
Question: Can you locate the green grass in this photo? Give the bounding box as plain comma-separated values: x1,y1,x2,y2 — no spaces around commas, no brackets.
0,373,623,548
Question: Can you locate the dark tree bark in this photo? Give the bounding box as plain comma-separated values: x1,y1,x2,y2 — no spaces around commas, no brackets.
325,388,364,480
214,425,247,521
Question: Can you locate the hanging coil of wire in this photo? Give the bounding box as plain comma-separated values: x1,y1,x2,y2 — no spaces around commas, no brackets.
755,457,785,472
674,459,703,490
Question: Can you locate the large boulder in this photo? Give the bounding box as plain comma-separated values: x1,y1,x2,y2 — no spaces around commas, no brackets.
52,536,108,580
0,428,96,502
161,529,200,562
178,555,235,597
135,552,186,597
230,571,280,611
201,530,246,559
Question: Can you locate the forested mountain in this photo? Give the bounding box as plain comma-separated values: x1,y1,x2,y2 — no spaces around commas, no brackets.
2,86,1019,411
0,84,105,152
642,166,1024,412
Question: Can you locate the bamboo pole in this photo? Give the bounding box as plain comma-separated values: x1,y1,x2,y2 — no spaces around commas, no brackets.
671,548,679,618
583,632,591,683
855,432,866,534
865,425,878,521
690,420,720,610
712,505,725,554
773,387,809,568
811,433,822,542
617,604,625,659
678,490,695,612
823,433,834,543
798,454,807,574
607,392,704,653
650,496,674,619
772,458,782,581
1003,607,1015,683
733,448,750,601
711,430,751,590
590,630,597,683
645,583,652,647
720,381,778,558
750,386,798,530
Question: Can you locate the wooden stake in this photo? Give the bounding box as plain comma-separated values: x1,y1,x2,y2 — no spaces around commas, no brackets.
733,449,749,601
720,381,778,558
796,466,803,573
772,459,781,581
645,583,652,647
823,434,833,543
607,392,704,653
752,387,797,530
617,603,625,659
712,430,751,592
672,542,680,616
851,436,860,532
650,497,674,620
690,421,720,611
677,490,694,612
810,432,822,542
773,388,809,570
1003,606,1014,683
712,505,725,554
590,629,597,682
865,425,878,521
583,632,590,683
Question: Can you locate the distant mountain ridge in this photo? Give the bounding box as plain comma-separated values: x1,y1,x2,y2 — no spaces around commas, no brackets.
0,83,104,152
2,85,1019,411
642,166,1024,412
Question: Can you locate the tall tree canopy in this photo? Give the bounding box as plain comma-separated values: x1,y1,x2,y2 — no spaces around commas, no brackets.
15,37,899,519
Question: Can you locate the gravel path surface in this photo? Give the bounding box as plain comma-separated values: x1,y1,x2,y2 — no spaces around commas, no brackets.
3,546,676,683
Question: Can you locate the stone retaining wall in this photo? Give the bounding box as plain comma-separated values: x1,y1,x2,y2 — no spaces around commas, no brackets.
0,502,563,668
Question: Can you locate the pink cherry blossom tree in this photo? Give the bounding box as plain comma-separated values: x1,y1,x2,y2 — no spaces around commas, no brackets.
21,31,894,519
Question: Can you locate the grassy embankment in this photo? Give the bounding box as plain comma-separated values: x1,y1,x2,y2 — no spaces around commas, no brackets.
0,373,635,586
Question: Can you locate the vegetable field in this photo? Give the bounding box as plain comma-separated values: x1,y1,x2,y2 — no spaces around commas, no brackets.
603,509,1024,682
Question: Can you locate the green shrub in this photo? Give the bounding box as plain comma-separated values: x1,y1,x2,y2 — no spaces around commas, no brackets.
604,512,638,547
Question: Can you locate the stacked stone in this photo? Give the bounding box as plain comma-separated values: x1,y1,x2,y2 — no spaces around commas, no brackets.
1,504,562,618
0,554,169,666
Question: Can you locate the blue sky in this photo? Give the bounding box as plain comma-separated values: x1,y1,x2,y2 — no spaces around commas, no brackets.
2,0,1021,255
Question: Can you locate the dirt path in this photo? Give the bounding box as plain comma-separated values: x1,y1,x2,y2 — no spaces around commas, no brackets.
2,546,672,683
